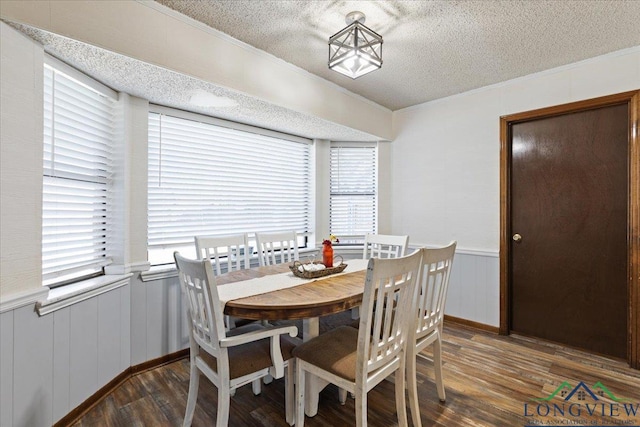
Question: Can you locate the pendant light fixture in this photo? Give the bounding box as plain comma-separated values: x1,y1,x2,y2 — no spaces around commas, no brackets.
328,11,383,79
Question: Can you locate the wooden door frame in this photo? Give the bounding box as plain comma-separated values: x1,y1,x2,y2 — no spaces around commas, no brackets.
499,90,640,368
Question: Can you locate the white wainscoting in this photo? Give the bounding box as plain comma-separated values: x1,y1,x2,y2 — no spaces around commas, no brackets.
0,283,131,426
445,250,500,328
130,274,189,366
1,309,15,427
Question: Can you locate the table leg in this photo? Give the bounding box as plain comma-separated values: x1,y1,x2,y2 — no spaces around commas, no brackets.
302,317,319,341
302,317,328,417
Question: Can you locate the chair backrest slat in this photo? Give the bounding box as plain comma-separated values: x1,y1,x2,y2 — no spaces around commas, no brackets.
255,231,299,266
195,234,251,276
357,251,422,375
174,252,226,356
415,242,456,341
363,234,409,260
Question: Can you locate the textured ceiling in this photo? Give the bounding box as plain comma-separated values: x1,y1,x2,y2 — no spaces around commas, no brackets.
156,0,640,110
6,1,640,141
9,24,378,142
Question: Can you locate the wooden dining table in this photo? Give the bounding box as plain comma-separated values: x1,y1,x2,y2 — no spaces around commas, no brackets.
216,259,369,417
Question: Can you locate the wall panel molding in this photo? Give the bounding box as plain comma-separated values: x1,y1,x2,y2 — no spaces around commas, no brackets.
0,287,49,314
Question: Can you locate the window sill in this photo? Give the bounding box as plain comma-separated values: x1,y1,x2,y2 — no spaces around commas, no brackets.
140,265,178,282
36,273,132,316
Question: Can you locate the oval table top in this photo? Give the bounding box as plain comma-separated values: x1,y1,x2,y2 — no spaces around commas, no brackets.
217,263,367,321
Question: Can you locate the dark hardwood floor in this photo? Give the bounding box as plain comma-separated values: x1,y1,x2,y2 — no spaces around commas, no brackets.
71,314,640,426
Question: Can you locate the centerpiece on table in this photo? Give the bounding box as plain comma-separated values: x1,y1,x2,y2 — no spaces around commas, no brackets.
290,235,346,278
322,234,339,267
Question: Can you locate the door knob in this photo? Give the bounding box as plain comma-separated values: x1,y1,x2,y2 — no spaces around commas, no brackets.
512,233,522,243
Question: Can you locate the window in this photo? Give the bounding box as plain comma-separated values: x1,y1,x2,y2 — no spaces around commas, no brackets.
147,108,312,265
329,142,377,243
43,57,117,287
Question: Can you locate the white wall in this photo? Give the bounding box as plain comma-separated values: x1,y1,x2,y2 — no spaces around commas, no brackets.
391,47,640,326
0,21,44,301
0,22,138,426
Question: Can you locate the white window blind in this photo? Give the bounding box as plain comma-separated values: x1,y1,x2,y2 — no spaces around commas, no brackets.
330,143,377,242
43,61,116,287
148,110,312,265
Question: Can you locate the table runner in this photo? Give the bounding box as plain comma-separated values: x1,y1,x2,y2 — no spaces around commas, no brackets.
217,258,370,307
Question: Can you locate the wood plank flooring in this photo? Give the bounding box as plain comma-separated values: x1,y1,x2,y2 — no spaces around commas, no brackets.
71,314,640,426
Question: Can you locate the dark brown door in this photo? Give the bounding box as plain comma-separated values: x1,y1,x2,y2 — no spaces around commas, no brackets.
510,104,628,359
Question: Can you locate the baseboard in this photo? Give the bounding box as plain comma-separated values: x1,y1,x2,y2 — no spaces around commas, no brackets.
131,348,189,375
54,349,189,427
444,314,500,334
53,368,132,427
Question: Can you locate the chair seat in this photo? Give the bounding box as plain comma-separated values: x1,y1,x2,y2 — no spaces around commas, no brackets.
292,326,358,382
201,323,298,380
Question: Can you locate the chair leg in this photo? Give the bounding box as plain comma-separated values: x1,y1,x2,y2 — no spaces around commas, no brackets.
434,337,446,402
407,347,422,427
285,361,295,425
338,388,348,405
355,392,368,427
252,379,261,395
395,358,408,427
216,384,231,427
183,362,200,427
263,374,273,384
295,361,306,427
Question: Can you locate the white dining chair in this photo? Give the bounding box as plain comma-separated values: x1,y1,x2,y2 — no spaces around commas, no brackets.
363,233,409,259
351,233,410,321
255,231,300,266
174,252,298,427
293,251,422,427
195,233,251,276
194,233,254,331
407,242,456,427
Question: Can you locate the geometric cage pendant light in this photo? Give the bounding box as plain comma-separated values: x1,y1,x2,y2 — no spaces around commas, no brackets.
328,11,383,79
